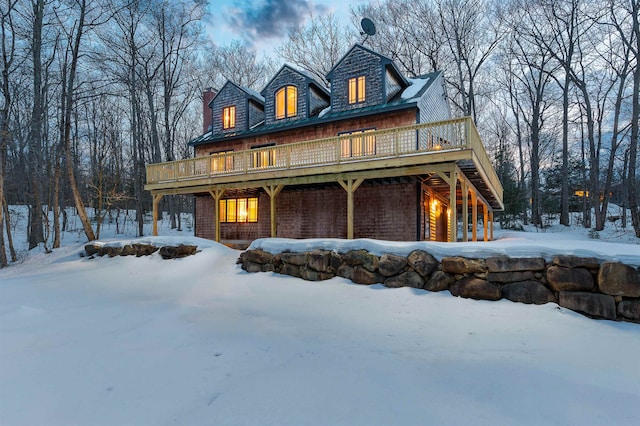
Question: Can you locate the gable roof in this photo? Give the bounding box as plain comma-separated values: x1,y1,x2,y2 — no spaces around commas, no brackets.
190,71,441,147
260,64,330,98
209,81,265,107
325,44,410,88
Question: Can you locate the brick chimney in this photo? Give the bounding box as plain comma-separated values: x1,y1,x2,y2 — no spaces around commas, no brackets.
203,88,216,133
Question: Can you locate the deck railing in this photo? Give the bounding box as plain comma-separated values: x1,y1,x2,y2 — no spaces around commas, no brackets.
146,117,501,197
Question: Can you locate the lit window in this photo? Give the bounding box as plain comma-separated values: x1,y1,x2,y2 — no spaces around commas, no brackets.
222,106,235,129
340,129,376,158
219,197,258,223
275,86,297,119
210,150,234,173
348,76,366,104
251,144,277,168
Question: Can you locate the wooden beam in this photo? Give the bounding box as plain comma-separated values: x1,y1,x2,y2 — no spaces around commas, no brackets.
449,166,458,242
435,171,453,186
152,194,163,236
461,180,468,242
209,188,225,242
471,189,478,242
263,185,284,238
483,201,488,242
490,210,494,241
145,153,471,193
338,178,364,239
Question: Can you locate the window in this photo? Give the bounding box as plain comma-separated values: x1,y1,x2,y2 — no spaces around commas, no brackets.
222,106,236,129
210,150,234,173
348,76,366,104
340,129,376,158
275,86,297,119
219,197,258,223
251,143,276,168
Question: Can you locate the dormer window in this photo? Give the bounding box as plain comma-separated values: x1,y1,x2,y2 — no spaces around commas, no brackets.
275,86,297,119
348,76,366,104
223,106,236,129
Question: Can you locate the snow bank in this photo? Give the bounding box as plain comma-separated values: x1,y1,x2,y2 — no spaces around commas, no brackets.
249,233,640,267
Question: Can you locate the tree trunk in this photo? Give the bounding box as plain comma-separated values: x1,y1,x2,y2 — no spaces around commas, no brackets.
28,0,45,249
629,0,640,238
3,198,16,262
61,0,95,241
560,68,570,226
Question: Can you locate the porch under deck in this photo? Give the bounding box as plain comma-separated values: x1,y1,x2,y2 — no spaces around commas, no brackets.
145,117,504,243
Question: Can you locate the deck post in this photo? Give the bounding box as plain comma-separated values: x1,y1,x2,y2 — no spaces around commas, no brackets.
483,202,489,242
461,180,468,242
209,188,226,242
449,166,458,242
490,210,494,241
263,185,284,237
152,194,163,236
338,178,364,239
471,189,478,242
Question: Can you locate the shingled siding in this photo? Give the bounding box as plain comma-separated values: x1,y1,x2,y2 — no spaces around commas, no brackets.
211,84,249,135
194,109,417,157
248,101,265,129
330,46,384,113
309,86,329,116
194,181,421,242
263,68,308,126
417,73,451,125
385,69,402,102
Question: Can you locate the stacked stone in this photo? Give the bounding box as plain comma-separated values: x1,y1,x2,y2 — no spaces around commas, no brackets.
84,243,197,259
239,249,640,323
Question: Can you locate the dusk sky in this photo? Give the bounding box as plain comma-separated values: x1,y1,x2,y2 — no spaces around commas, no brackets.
206,0,369,57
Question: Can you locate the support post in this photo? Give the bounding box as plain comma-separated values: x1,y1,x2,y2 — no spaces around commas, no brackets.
152,194,164,236
483,202,488,242
471,189,478,242
490,210,494,241
338,178,364,239
209,188,226,242
263,185,284,238
448,167,458,242
461,180,468,242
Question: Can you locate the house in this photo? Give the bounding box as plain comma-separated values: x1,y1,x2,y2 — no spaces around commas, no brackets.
145,44,504,245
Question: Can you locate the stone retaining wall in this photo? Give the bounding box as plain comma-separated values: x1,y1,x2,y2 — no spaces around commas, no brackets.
238,249,640,323
83,243,197,260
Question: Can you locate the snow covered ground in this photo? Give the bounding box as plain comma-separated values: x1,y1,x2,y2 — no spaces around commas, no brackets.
1,206,639,425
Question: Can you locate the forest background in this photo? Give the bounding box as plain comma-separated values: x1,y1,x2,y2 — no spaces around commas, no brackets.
0,0,638,268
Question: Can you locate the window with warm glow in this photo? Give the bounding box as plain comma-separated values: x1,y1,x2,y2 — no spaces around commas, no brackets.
348,76,366,104
251,144,277,168
275,86,297,119
222,106,236,129
219,197,258,223
340,129,376,158
210,150,234,172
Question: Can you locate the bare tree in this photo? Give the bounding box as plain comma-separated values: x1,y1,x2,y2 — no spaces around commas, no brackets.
624,0,640,237
0,0,17,266
55,0,98,242
207,40,276,90
504,0,559,226
435,0,504,120
350,1,430,77
26,0,46,249
276,13,353,87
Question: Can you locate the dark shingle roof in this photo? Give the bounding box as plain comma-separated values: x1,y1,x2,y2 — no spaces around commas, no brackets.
190,71,440,147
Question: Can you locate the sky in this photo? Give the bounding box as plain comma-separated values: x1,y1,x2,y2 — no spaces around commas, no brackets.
205,0,368,57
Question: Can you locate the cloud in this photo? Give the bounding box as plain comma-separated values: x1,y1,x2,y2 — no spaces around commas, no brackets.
227,0,328,45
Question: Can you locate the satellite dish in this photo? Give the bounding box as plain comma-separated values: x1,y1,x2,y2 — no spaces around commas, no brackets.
360,18,376,36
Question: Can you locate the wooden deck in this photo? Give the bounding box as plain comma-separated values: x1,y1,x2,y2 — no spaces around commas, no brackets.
145,117,504,241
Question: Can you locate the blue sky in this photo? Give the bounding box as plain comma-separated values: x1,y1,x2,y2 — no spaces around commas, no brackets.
205,0,368,57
